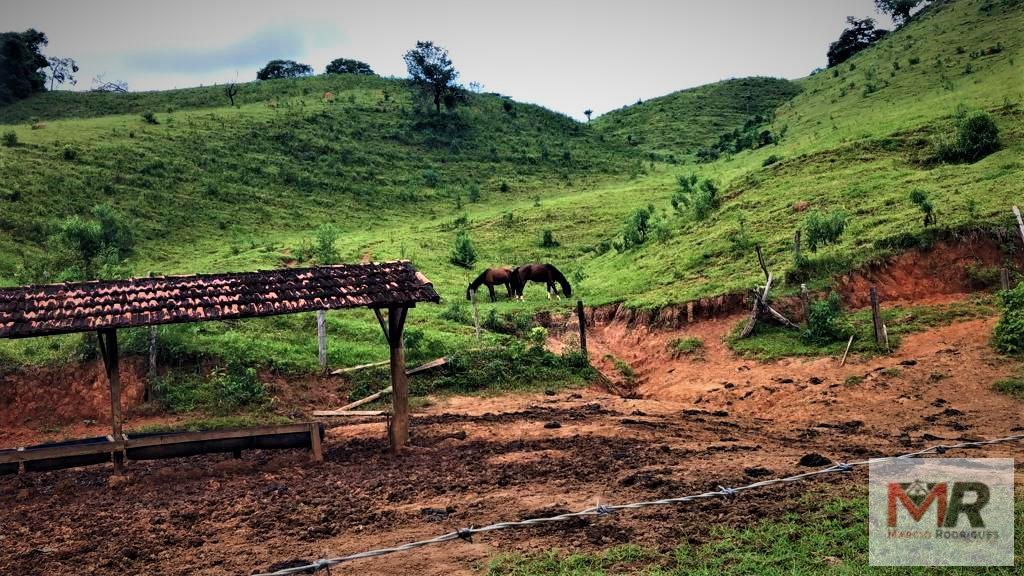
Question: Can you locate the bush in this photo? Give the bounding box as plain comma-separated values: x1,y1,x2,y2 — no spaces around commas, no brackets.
803,292,850,344
62,145,77,161
2,130,17,147
805,209,847,252
671,174,719,220
993,282,1024,354
540,229,559,248
422,168,441,187
467,183,481,203
935,110,999,163
499,181,510,193
762,154,782,167
619,206,653,250
155,364,267,415
141,111,158,124
440,300,471,324
313,224,340,264
450,230,477,268
909,189,935,226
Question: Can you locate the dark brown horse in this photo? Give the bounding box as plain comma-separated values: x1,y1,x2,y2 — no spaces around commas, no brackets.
511,263,572,300
467,267,515,302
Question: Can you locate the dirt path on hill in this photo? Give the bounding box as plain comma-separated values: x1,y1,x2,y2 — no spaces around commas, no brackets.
1,293,1023,575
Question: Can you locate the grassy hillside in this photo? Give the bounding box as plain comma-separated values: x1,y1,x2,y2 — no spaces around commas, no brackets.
593,77,802,159
0,0,1021,382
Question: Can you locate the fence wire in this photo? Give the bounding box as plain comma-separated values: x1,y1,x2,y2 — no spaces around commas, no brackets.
253,432,1024,575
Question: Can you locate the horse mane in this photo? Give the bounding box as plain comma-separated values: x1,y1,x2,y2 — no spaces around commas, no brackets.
466,269,488,300
544,264,572,297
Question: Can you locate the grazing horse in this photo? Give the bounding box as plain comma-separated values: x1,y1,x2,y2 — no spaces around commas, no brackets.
511,263,572,300
466,267,515,302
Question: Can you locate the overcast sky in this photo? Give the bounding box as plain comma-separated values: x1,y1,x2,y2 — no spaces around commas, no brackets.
1,1,893,119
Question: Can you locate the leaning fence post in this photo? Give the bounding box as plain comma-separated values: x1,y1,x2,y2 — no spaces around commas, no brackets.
576,300,588,360
870,286,884,346
317,310,328,374
1000,267,1010,291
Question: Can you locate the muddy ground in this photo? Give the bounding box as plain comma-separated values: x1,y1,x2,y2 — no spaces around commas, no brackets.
1,293,1023,575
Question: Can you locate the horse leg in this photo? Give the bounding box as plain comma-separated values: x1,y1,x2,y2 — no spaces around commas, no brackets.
488,285,496,302
546,283,553,300
505,282,513,300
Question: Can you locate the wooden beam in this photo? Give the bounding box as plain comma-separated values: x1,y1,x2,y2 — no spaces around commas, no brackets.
311,410,387,417
325,386,393,413
309,422,323,462
123,423,313,449
373,308,389,342
330,360,388,375
388,305,410,452
840,335,854,366
406,356,447,375
0,440,123,465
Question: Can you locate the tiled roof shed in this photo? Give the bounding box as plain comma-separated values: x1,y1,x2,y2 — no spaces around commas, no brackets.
0,261,439,339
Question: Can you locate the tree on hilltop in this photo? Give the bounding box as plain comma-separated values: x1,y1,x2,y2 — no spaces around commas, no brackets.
46,56,78,90
325,58,374,75
403,41,460,113
827,17,889,67
256,59,313,80
0,29,49,104
874,0,927,27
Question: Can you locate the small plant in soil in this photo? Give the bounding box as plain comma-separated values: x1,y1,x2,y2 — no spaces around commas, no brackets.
669,337,704,359
992,377,1024,400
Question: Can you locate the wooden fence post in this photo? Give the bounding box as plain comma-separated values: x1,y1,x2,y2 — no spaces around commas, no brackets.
471,291,481,342
800,284,810,325
576,300,588,359
1000,267,1011,291
870,286,884,346
317,310,327,374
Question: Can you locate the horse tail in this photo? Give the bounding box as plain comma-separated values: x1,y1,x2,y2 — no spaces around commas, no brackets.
467,270,487,300
545,264,572,297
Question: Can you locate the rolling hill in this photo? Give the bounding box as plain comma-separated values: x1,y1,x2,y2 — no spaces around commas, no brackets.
0,0,1021,376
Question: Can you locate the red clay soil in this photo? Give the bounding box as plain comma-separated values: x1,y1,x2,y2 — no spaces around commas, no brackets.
838,239,1016,308
1,302,1023,575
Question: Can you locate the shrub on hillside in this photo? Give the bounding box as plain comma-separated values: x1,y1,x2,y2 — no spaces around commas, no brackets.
467,183,481,203
993,282,1024,355
325,58,374,75
141,111,158,124
2,130,17,147
313,224,340,264
540,229,559,248
909,189,935,226
672,174,719,220
805,209,847,252
450,230,477,268
803,292,850,345
935,110,999,163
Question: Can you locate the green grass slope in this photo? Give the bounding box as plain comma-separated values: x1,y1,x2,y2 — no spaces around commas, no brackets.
592,77,802,159
0,0,1021,381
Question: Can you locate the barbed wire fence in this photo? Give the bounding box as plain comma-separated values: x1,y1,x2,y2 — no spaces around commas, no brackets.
254,433,1024,575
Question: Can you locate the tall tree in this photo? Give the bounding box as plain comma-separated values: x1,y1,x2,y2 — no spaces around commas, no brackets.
325,58,374,75
584,109,593,122
47,56,78,90
827,17,889,67
403,41,459,113
256,59,313,80
0,29,49,104
874,0,926,26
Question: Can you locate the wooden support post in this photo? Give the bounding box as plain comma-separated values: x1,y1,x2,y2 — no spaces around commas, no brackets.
576,300,588,359
146,273,156,402
317,310,328,375
99,328,124,472
870,286,884,346
793,230,801,264
309,422,323,462
387,306,409,452
1000,267,1011,291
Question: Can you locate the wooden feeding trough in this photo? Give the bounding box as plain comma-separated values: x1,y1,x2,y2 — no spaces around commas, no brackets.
0,261,439,474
